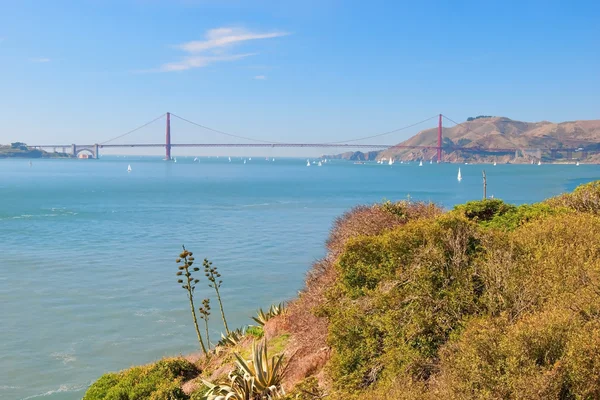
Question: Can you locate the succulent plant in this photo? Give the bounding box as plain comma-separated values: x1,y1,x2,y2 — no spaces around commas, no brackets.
251,303,287,326
201,339,285,399
234,339,285,393
217,327,246,347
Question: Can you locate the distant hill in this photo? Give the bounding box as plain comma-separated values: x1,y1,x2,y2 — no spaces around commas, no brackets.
0,143,72,159
322,150,380,161
327,117,600,163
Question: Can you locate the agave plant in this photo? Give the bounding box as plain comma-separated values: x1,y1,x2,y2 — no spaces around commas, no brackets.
201,339,285,400
251,303,287,326
234,339,285,393
201,372,253,400
268,303,286,318
217,327,246,347
251,308,271,327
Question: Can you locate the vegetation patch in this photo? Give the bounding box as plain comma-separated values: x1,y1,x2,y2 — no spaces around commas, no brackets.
83,358,199,400
86,182,600,399
320,185,600,398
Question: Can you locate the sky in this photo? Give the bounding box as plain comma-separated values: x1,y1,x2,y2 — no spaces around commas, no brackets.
1,0,599,156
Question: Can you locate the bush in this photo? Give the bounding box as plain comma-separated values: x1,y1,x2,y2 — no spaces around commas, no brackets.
324,215,484,390
547,180,600,214
320,181,600,398
327,201,441,257
453,199,515,223
83,358,199,400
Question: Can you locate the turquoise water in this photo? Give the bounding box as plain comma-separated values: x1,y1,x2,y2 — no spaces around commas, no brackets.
0,157,598,399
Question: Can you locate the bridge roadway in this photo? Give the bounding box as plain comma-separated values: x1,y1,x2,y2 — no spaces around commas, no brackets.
31,143,525,151
30,142,595,160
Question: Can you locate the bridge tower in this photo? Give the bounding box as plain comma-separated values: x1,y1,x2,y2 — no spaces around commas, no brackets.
165,112,171,161
437,114,442,162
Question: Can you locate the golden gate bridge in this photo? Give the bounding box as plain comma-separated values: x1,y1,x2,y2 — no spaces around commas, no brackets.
28,113,594,160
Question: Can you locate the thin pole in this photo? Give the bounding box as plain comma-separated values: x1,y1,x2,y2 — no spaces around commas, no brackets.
437,114,442,162
165,112,171,161
482,170,487,199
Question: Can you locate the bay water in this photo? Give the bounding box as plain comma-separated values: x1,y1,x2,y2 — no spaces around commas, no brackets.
0,157,598,399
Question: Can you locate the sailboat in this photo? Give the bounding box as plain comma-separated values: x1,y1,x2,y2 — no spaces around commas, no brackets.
388,158,393,166
537,160,541,166
318,161,322,167
457,168,462,182
127,164,132,173
493,161,497,166
306,159,311,167
174,157,177,163
243,159,247,164
576,161,580,166
193,157,198,162
228,156,231,162
419,160,423,167
430,159,433,164
249,157,252,161
272,158,275,162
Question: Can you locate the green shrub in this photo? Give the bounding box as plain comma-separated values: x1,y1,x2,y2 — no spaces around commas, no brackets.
325,215,484,390
246,325,264,338
547,180,600,214
453,199,515,222
83,358,199,400
321,181,600,397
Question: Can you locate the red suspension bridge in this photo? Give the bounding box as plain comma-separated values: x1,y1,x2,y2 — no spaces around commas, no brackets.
28,113,591,160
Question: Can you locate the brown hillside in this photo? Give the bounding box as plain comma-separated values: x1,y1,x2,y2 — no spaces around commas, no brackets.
377,117,600,163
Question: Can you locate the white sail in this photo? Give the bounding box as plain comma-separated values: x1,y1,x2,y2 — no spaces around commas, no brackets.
318,161,322,167
493,161,497,166
127,164,132,172
457,168,462,182
576,161,580,166
306,159,311,167
193,157,198,162
419,160,423,167
228,156,231,162
388,158,393,165
538,160,541,166
243,159,246,164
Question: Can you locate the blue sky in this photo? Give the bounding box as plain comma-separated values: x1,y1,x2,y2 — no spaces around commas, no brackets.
1,0,599,156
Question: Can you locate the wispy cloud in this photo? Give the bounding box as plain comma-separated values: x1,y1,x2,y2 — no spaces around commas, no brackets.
160,53,255,72
253,75,267,80
177,27,289,53
156,26,289,72
31,57,51,63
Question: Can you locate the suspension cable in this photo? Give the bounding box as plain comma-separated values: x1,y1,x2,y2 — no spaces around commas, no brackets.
330,114,438,143
99,113,166,145
172,113,439,145
170,113,284,144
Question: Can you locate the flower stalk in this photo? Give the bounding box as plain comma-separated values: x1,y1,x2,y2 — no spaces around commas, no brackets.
176,246,207,355
204,259,230,335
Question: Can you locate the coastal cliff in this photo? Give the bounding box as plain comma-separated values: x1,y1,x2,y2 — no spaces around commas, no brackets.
85,181,600,399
